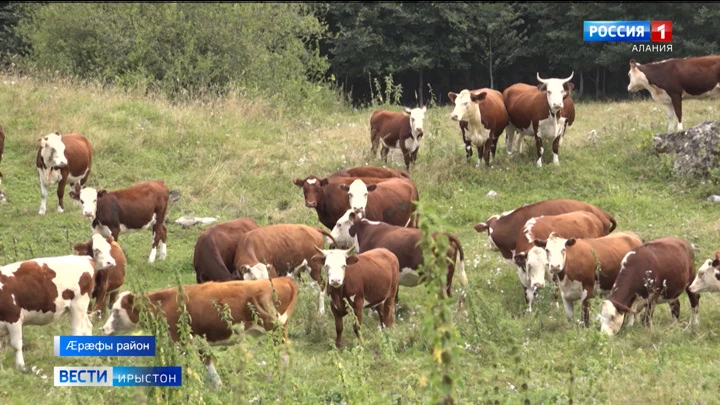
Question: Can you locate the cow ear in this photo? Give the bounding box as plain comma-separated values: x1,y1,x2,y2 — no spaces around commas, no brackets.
366,184,378,192
420,105,427,112
470,91,487,102
346,255,360,265
292,178,304,188
97,190,108,198
534,239,547,248
54,131,61,136
713,259,720,268
514,253,527,267
564,82,574,93
714,270,720,281
72,242,89,255
473,222,488,233
537,83,547,92
447,92,457,103
340,184,350,192
565,238,576,247
310,254,324,268
629,59,637,69
320,178,329,187
402,107,411,116
714,250,720,261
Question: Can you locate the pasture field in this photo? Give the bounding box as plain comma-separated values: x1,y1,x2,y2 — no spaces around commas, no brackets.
0,74,719,405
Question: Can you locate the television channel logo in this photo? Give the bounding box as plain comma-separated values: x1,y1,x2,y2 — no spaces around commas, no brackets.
54,366,182,387
584,21,672,43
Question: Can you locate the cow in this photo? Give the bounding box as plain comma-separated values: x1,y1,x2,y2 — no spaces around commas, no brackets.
36,132,92,215
503,72,575,167
329,166,410,180
341,178,419,225
627,56,720,132
688,251,720,294
293,175,419,230
600,237,700,336
448,88,509,167
332,210,467,299
473,198,617,264
73,234,127,317
369,107,427,171
233,224,336,316
512,211,611,312
311,246,399,348
535,231,644,327
192,218,260,284
79,180,170,263
101,277,299,388
0,255,97,369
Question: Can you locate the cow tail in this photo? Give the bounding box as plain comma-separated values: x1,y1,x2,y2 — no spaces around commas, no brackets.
315,227,338,249
607,214,617,233
441,232,467,286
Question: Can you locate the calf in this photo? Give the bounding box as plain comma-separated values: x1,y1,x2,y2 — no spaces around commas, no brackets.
513,211,610,311
448,88,509,167
311,247,399,348
600,237,700,336
370,107,427,171
192,218,260,283
79,180,170,263
36,132,92,215
474,198,617,263
0,255,96,369
689,251,720,294
101,277,299,388
329,166,410,180
535,231,644,326
73,234,127,316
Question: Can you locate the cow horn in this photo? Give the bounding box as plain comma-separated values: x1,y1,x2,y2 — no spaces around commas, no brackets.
536,72,548,84
345,245,356,256
313,245,325,256
563,71,574,82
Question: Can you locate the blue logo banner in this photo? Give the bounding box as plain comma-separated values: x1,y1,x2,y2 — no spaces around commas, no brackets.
584,21,651,42
54,335,156,357
54,366,182,387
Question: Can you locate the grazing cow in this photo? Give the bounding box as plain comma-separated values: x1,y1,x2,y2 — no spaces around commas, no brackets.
503,72,575,167
333,211,467,298
600,237,700,336
36,132,92,215
311,247,399,348
329,166,410,180
513,211,610,311
474,198,617,263
293,175,419,230
102,277,299,388
627,56,720,132
689,251,720,294
233,224,336,315
448,88,509,167
340,178,419,226
192,218,260,284
73,234,127,316
79,180,170,263
0,255,96,369
535,231,644,326
370,107,427,171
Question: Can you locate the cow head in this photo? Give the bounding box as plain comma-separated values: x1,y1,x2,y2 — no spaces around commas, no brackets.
688,251,720,294
403,106,427,138
600,299,635,336
330,208,357,250
537,72,574,113
101,291,137,335
293,176,329,208
239,263,271,281
514,246,549,292
313,245,358,288
448,90,487,122
73,234,116,269
340,179,377,217
39,132,68,168
627,59,649,93
534,232,573,274
79,187,104,218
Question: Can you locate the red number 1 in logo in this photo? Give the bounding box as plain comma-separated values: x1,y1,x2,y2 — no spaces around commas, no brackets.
651,21,672,42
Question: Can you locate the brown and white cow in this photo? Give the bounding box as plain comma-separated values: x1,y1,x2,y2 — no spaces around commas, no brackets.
513,211,611,311
600,237,700,336
79,180,170,263
503,73,575,167
102,277,299,388
192,218,260,284
36,132,92,215
341,178,419,226
474,198,617,264
370,107,427,171
311,246,399,348
535,231,643,326
233,224,336,315
627,56,720,132
73,234,127,317
448,88,509,167
0,255,97,369
293,175,419,230
689,251,720,294
329,166,410,180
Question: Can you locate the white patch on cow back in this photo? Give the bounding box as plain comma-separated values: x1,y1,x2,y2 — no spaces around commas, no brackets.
523,217,540,243
399,267,420,287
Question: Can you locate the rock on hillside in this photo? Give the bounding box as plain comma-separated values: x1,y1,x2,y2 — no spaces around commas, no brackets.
652,120,720,178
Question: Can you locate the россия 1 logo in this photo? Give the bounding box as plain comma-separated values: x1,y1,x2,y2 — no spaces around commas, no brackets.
583,21,673,52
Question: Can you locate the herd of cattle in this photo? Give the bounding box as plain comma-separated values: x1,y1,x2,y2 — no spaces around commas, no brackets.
0,55,719,388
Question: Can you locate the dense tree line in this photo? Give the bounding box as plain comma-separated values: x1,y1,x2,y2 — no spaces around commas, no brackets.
0,2,718,107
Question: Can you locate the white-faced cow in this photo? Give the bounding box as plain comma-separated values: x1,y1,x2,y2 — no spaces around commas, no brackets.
0,255,96,369
192,218,260,284
36,132,92,215
600,237,700,336
474,198,617,264
448,88,509,167
513,211,611,312
503,72,575,167
102,277,299,388
535,231,644,326
627,56,720,132
73,234,127,317
370,107,427,171
311,246,399,348
79,180,170,263
689,251,720,294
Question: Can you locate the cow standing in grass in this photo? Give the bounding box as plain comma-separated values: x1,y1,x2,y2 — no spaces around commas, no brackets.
369,107,427,171
36,132,92,215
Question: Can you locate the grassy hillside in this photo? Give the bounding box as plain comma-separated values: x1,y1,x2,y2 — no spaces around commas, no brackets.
1,73,720,404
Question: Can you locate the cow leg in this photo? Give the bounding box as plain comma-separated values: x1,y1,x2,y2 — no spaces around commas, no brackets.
524,286,534,312
158,223,168,261
71,294,93,336
643,297,657,330
445,260,455,298
552,135,561,166
6,323,25,369
686,287,701,327
332,306,344,349
351,297,364,344
475,146,483,168
56,176,67,213
670,94,683,131
382,292,396,329
483,137,493,167
380,146,390,164
534,136,544,168
410,149,418,169
490,134,499,160
203,355,223,389
505,125,516,155
401,147,411,172
38,174,48,215
317,286,326,316
561,294,575,323
370,130,380,156
669,299,680,322
581,287,593,327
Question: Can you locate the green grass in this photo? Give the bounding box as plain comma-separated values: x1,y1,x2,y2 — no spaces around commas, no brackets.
1,73,720,404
